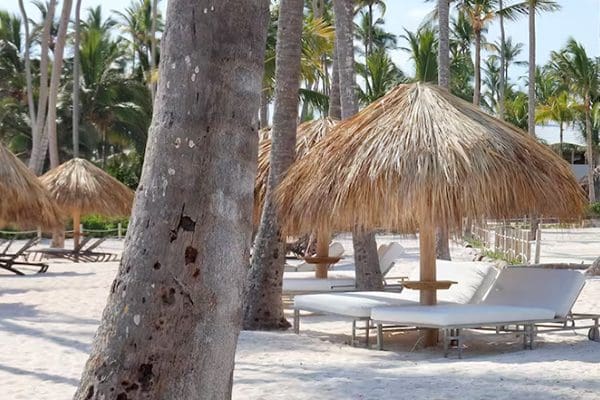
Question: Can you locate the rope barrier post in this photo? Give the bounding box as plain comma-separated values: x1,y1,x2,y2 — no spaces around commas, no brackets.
37,227,42,239
118,223,122,239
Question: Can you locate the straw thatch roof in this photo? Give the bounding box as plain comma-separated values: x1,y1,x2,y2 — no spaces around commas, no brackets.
41,158,134,217
254,118,337,225
277,83,586,234
0,145,63,229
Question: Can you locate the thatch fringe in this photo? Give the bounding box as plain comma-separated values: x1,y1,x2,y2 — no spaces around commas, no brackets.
277,83,586,235
0,145,64,229
41,158,134,217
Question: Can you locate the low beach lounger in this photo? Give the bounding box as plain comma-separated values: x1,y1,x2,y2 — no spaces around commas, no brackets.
27,237,118,263
293,260,497,343
371,268,599,357
283,242,406,294
0,237,49,275
284,242,345,272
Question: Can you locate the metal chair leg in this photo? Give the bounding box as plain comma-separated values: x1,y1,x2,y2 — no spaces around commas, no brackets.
293,309,300,334
376,323,383,350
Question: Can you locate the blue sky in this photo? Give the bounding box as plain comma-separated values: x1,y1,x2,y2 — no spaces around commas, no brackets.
4,0,599,144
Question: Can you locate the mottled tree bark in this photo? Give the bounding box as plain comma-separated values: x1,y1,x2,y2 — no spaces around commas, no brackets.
473,29,481,107
498,0,506,119
244,0,304,330
18,0,36,130
259,89,269,128
29,0,56,174
527,0,536,138
328,42,341,119
150,0,158,100
72,0,82,158
73,1,270,399
436,0,451,261
333,0,382,290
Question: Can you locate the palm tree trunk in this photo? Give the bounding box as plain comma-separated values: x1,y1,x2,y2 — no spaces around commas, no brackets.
528,0,536,137
559,121,564,159
436,0,451,261
29,0,56,174
73,1,270,398
586,95,596,203
150,0,158,100
18,0,36,132
473,29,481,107
72,0,82,158
367,4,373,57
498,0,506,119
47,0,74,169
244,0,304,331
333,0,382,290
328,42,342,119
259,88,269,128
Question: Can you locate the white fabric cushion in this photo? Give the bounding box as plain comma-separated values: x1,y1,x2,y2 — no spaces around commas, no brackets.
294,291,418,318
283,270,357,293
371,304,555,327
398,261,498,304
483,268,586,318
379,243,405,275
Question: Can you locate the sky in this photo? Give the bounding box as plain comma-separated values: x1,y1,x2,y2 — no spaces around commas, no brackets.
4,0,599,145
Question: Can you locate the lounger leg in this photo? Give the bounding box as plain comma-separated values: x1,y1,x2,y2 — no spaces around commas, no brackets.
351,320,357,346
443,329,449,358
365,319,370,347
376,323,383,351
293,309,300,334
1,264,24,276
456,329,462,359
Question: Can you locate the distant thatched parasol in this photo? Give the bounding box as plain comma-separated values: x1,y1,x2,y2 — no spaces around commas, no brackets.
0,145,63,229
254,118,337,226
41,158,135,247
277,83,586,343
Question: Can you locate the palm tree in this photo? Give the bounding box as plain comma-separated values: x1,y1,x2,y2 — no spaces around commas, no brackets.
482,55,501,112
401,27,438,83
536,91,577,158
357,49,405,104
245,0,304,330
355,0,387,57
354,9,397,57
72,0,83,158
504,90,529,130
552,39,598,202
449,10,474,100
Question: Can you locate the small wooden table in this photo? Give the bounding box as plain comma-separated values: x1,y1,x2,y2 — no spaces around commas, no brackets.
302,256,342,279
401,280,457,291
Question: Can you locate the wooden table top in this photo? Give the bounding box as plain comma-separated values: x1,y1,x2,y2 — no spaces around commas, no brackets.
401,280,457,290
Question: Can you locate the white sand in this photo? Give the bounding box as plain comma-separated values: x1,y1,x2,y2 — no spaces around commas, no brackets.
0,232,599,399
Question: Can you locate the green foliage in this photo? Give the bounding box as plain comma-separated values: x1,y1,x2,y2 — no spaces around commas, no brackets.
400,27,438,83
587,202,600,218
81,214,129,237
105,151,143,189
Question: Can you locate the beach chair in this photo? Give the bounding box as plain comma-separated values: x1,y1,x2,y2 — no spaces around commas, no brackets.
284,242,345,272
27,236,117,263
0,237,49,275
370,268,600,358
283,242,407,294
292,260,498,344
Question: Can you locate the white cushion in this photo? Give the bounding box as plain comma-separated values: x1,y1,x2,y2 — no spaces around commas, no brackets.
379,243,405,275
399,261,498,304
294,291,418,318
483,268,586,318
371,304,555,327
283,270,357,293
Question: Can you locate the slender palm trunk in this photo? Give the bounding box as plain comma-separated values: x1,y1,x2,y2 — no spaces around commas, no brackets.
473,30,481,106
559,121,564,159
328,42,341,119
528,1,536,137
18,0,36,131
244,0,305,330
367,4,373,57
586,95,596,203
259,88,269,128
29,0,56,174
333,0,382,290
436,0,451,261
73,1,270,398
498,0,505,119
73,0,82,158
47,0,74,169
150,0,158,100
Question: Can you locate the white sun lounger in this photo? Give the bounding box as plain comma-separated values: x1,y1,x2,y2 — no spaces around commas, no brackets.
284,242,345,272
283,242,405,294
292,260,498,343
371,268,599,357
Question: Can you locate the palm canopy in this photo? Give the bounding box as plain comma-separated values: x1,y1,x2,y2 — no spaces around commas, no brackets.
254,118,337,226
0,145,63,229
277,83,585,235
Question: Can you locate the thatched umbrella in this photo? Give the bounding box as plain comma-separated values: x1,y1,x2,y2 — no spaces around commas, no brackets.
41,158,135,248
0,145,63,229
277,83,586,343
255,118,338,278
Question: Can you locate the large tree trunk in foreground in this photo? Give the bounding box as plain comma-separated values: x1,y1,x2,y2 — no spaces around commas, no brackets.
29,0,56,174
244,0,304,330
18,0,36,130
47,0,74,169
435,0,451,261
333,0,382,290
72,0,82,158
73,1,269,398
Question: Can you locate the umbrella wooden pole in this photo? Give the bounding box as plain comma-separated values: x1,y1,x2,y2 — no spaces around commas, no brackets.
73,210,81,250
419,220,438,347
315,232,329,279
